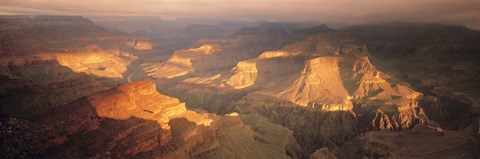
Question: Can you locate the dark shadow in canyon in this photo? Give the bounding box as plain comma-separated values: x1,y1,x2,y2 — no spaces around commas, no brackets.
0,60,123,119
343,23,480,130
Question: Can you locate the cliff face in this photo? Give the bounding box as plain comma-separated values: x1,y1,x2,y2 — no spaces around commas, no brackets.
344,23,480,128
142,32,288,80
142,31,431,156
0,16,146,120
144,45,216,79
0,15,143,86
225,32,424,125
0,46,137,84
1,81,299,159
3,20,480,159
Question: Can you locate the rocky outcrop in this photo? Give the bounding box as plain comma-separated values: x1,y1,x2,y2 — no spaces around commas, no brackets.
55,46,137,79
0,15,142,87
4,20,479,159
152,31,434,157
344,23,480,128
170,32,420,112
143,31,287,80
0,81,299,158
140,31,290,114
230,32,425,121
144,45,215,79
0,45,137,83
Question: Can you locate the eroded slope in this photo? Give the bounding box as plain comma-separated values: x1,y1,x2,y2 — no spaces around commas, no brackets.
1,81,299,159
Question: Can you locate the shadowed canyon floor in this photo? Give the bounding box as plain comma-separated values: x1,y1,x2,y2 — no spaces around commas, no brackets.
1,16,479,159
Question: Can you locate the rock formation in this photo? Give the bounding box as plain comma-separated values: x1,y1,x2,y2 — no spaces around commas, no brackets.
142,31,288,80
144,28,455,156
344,23,480,129
0,81,300,159
2,18,480,159
0,15,142,85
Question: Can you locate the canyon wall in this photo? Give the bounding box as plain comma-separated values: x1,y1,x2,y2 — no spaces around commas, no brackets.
0,81,301,159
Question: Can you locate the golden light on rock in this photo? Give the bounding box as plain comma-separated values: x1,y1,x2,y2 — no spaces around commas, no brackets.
87,81,215,128
143,44,216,79
127,41,153,50
2,14,478,159
226,60,258,89
55,45,137,79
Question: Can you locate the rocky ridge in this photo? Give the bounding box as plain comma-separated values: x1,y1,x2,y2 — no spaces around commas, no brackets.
0,81,300,159
146,29,457,157
142,31,288,80
2,19,480,159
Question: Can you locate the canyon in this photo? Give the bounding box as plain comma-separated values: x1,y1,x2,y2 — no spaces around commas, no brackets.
0,16,479,159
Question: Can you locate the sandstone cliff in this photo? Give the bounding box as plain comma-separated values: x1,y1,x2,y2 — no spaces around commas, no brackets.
0,15,146,86
0,81,299,159
147,30,434,156
3,20,480,159
142,31,287,79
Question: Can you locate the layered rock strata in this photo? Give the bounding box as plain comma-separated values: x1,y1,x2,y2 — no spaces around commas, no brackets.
0,81,299,159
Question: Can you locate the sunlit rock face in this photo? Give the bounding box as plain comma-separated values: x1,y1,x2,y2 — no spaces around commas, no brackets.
55,45,137,79
3,18,480,159
228,33,428,154
0,17,125,118
1,81,300,158
127,40,153,50
0,15,141,84
87,81,188,123
151,30,431,155
225,60,260,89
144,45,215,79
215,32,421,113
267,57,352,108
0,45,137,83
147,24,479,158
142,31,288,79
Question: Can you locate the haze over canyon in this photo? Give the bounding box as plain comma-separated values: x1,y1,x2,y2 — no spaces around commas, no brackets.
1,1,480,159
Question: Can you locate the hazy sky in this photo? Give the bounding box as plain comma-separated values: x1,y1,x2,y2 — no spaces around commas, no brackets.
1,0,479,28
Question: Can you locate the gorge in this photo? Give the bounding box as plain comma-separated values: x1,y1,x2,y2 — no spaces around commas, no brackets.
0,15,479,159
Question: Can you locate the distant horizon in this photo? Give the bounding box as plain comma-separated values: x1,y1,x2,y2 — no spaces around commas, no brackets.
1,0,479,29
1,14,479,31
